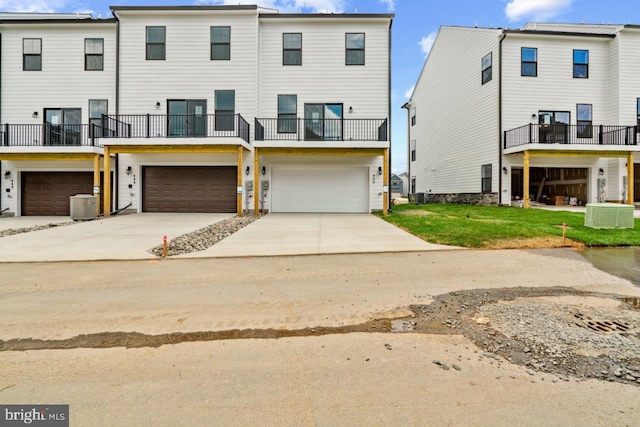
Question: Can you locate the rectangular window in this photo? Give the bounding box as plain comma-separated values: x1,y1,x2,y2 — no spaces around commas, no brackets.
304,104,343,141
44,108,81,145
346,33,365,65
577,104,593,138
85,38,104,71
410,140,416,161
411,108,416,126
211,26,230,60
482,52,492,84
23,38,42,71
411,177,416,194
215,90,235,131
481,164,492,193
89,99,107,128
146,26,165,60
277,95,297,133
521,47,537,77
283,33,302,66
573,49,588,78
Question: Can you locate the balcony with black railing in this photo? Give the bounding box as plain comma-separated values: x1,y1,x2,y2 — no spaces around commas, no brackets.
254,118,388,142
504,123,638,149
102,114,250,144
1,123,103,147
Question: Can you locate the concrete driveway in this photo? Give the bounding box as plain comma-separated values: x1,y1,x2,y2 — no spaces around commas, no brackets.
0,213,458,262
178,213,458,258
0,213,234,262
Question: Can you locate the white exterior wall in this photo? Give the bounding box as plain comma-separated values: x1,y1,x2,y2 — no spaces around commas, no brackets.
502,34,611,131
117,10,258,127
258,18,389,128
408,27,501,196
618,29,640,126
0,22,116,124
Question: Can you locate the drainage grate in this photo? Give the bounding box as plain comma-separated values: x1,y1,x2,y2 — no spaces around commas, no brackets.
574,312,630,333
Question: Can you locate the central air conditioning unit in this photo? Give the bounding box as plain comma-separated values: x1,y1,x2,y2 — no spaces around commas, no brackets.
414,192,428,204
70,194,98,221
584,203,634,229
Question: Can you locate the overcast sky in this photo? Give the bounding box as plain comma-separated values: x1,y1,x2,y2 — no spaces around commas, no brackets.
2,0,639,173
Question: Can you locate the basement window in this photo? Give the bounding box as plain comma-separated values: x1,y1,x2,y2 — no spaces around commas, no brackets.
481,164,492,193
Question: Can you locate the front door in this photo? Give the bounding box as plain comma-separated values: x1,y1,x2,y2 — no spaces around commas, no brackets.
539,111,570,144
168,100,207,137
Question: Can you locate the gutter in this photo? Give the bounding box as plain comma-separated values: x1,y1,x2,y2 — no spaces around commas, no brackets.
498,31,506,206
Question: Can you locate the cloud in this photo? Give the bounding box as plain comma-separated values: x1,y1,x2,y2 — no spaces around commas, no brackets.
505,0,572,21
0,0,69,13
207,0,346,13
419,32,437,58
404,85,415,100
378,0,394,12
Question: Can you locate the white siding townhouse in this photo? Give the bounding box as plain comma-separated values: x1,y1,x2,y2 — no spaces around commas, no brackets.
0,5,393,216
404,23,640,208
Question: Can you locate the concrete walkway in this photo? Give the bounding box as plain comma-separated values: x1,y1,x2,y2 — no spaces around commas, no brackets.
178,213,457,258
0,213,233,262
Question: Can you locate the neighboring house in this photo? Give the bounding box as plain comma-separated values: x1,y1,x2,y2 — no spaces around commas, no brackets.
404,23,640,207
0,5,393,216
398,171,408,196
390,173,403,196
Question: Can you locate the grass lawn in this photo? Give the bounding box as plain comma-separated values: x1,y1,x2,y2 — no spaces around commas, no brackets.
377,204,640,249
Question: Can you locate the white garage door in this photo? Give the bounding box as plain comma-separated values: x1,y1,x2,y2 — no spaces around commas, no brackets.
271,166,369,213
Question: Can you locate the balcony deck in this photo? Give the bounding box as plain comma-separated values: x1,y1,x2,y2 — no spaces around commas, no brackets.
101,114,250,148
1,124,103,153
254,118,388,148
504,123,639,154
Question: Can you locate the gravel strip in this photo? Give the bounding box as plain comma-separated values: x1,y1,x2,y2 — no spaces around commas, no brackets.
0,221,75,238
148,213,262,257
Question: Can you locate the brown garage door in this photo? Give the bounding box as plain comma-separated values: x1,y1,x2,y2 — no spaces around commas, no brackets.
142,166,237,213
22,172,93,216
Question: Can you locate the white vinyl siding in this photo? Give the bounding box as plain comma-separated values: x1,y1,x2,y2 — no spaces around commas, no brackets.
1,23,116,125
618,30,640,127
271,166,368,213
407,27,500,196
258,18,389,138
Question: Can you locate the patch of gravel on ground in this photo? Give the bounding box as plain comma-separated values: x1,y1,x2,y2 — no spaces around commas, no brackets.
0,221,75,238
149,213,262,257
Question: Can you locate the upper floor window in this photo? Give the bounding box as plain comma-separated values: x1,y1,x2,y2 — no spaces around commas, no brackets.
481,52,492,84
211,26,230,60
411,108,416,126
346,33,365,65
89,99,108,136
521,47,537,77
283,33,302,65
85,38,104,71
577,104,593,138
146,26,166,60
23,38,42,71
278,95,297,133
410,140,416,161
573,49,588,78
481,164,492,193
215,90,235,131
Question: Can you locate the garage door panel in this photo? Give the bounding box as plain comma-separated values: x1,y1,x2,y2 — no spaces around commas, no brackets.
21,172,94,216
142,166,236,213
271,167,369,213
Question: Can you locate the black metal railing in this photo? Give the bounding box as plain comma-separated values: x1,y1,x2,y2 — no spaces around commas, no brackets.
1,123,103,147
504,123,638,149
102,114,250,144
254,118,388,142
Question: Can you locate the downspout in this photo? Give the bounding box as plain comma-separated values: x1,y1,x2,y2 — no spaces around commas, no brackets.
115,14,120,115
387,16,394,211
401,102,410,197
498,31,506,206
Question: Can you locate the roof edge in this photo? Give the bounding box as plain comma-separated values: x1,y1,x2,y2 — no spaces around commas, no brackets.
111,5,258,12
503,29,616,38
259,13,394,19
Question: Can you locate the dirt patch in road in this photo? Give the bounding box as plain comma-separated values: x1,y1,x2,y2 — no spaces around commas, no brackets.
484,237,584,250
1,287,638,386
